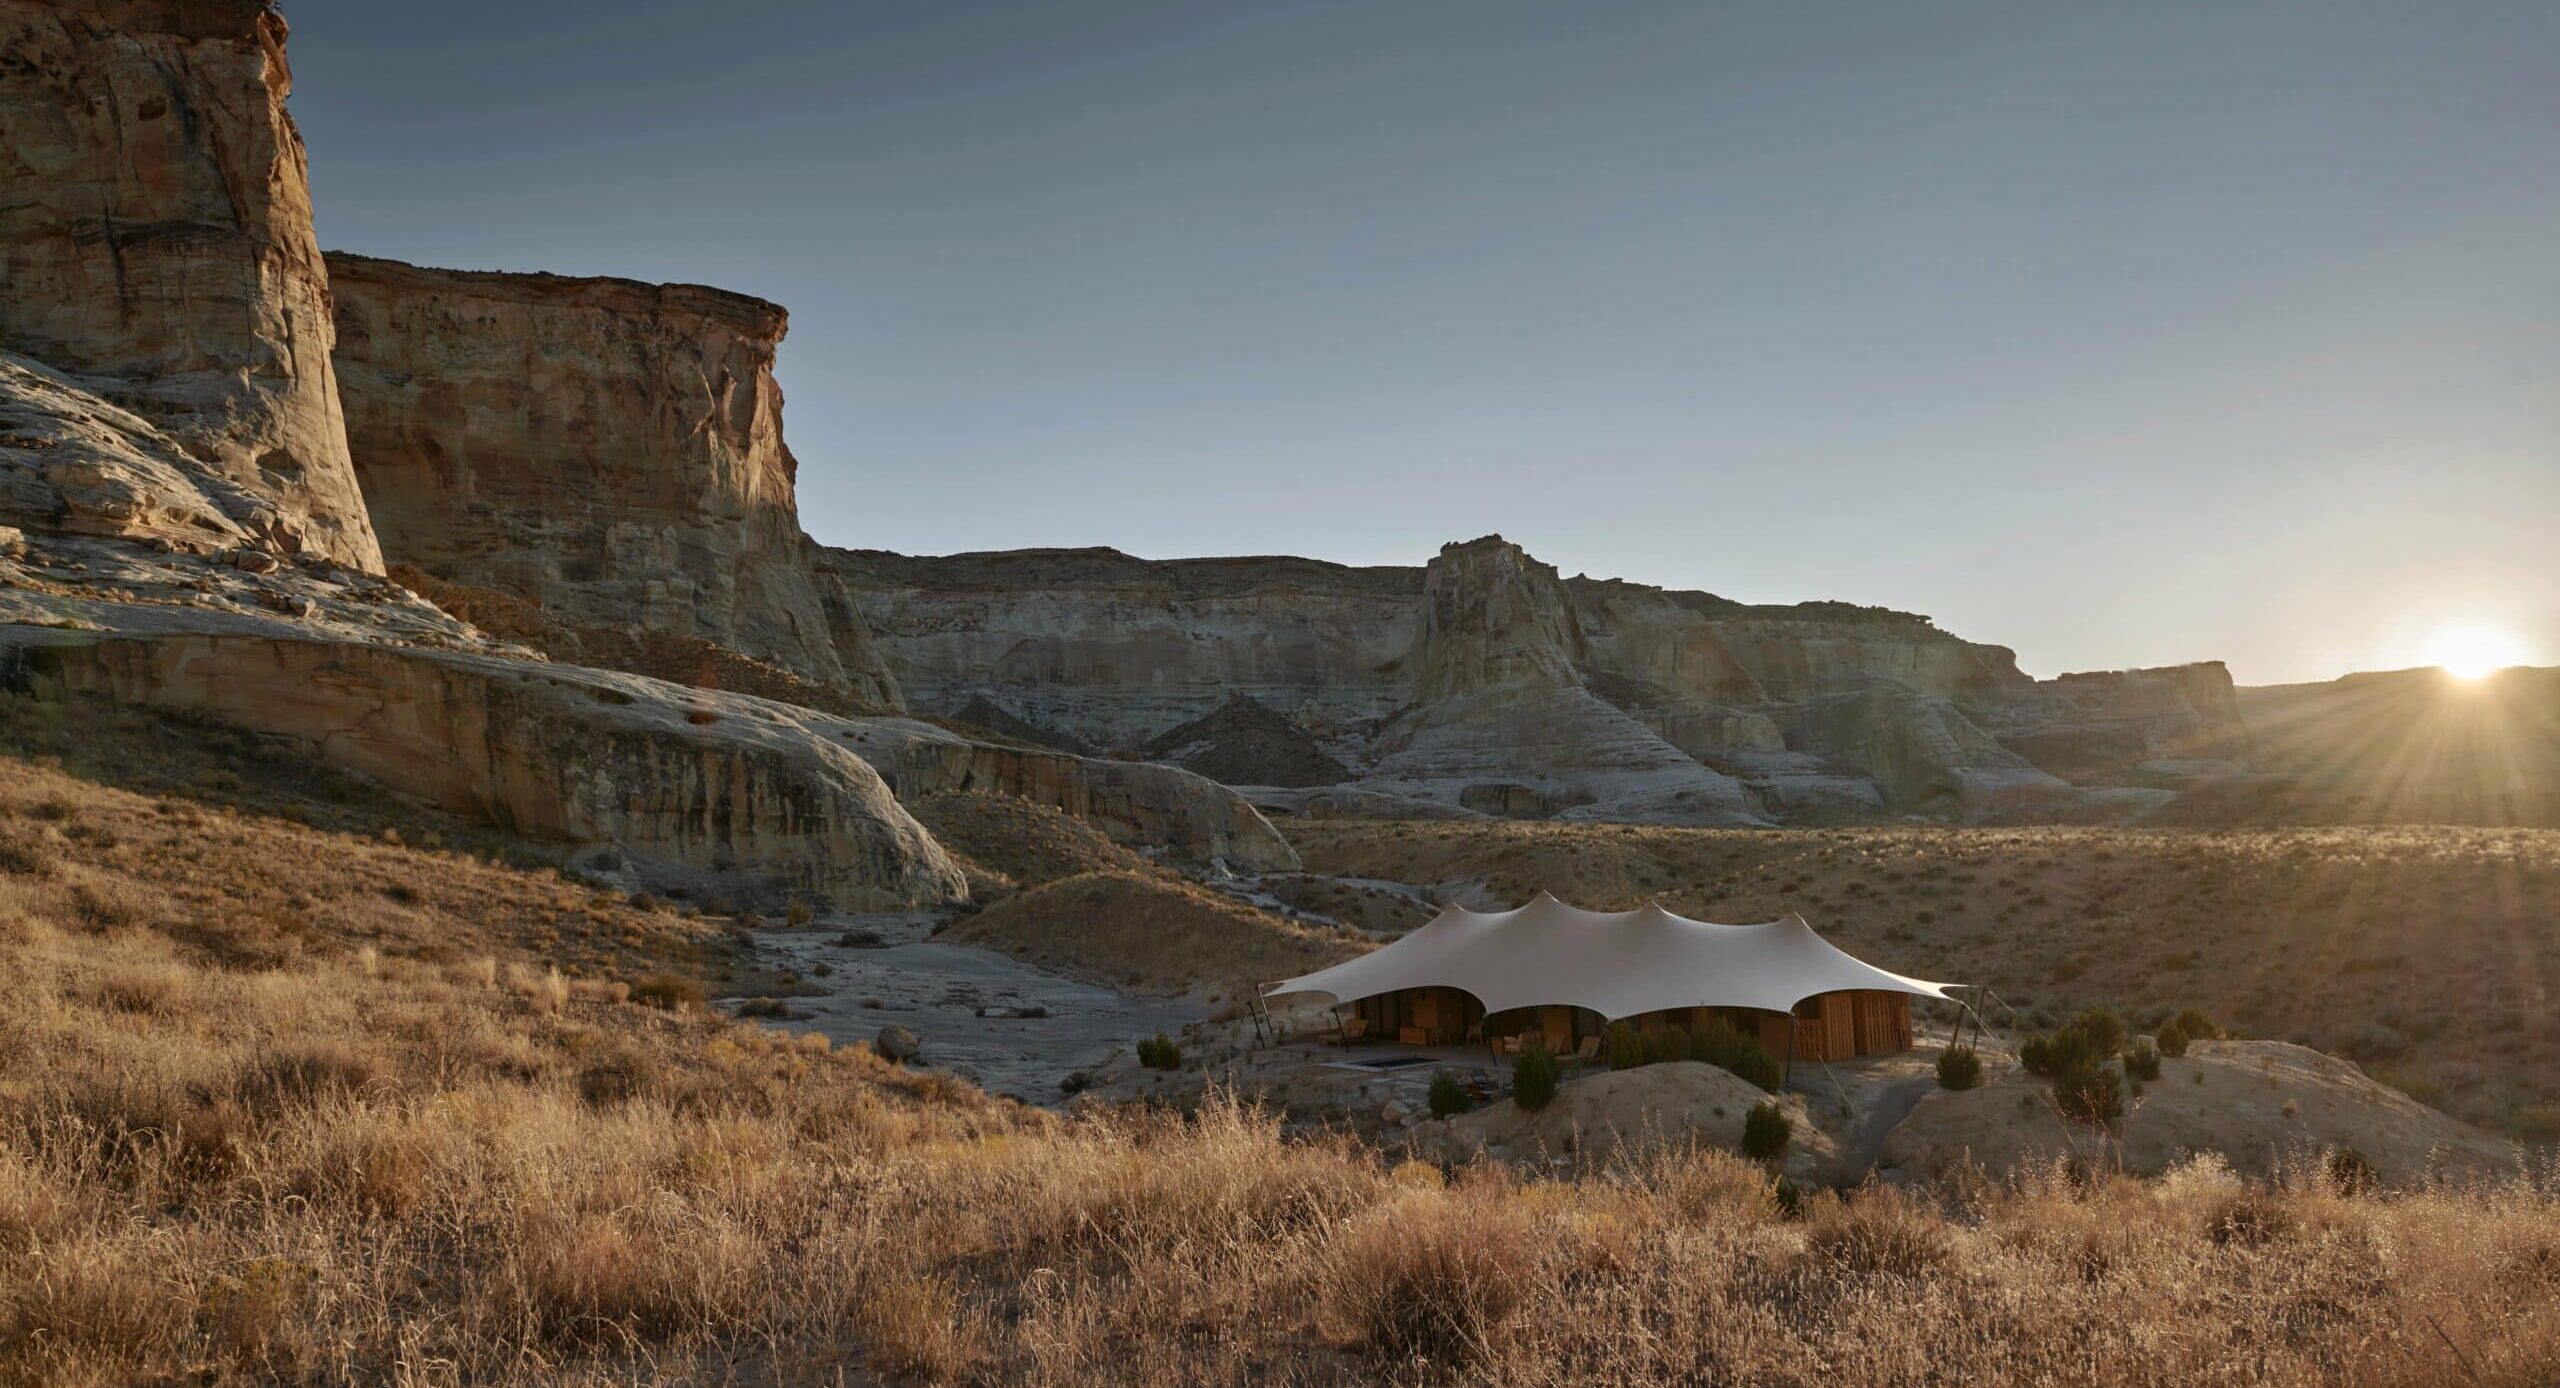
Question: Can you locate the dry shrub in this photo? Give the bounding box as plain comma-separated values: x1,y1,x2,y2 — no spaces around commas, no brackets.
236,1040,390,1108
632,972,707,1013
0,824,57,876
579,1046,664,1107
1320,1189,1536,1366
67,876,153,931
2204,1187,2298,1247
197,1255,319,1372
859,1272,982,1382
0,1231,191,1364
570,977,632,1005
508,962,569,1013
90,963,188,1014
1801,1186,1951,1279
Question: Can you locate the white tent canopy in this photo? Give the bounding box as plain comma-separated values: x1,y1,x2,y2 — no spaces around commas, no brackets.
1262,892,1956,1020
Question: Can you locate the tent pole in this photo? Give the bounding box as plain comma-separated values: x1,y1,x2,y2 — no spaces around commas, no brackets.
1783,1010,1797,1089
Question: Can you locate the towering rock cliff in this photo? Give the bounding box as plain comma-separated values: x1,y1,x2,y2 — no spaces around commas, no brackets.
1365,538,1757,822
0,0,381,570
325,253,898,706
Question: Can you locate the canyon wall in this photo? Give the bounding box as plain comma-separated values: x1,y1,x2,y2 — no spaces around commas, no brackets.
0,0,380,569
827,533,2219,822
326,253,898,706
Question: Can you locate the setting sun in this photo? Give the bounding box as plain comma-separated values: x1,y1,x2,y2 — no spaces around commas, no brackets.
2421,621,2531,680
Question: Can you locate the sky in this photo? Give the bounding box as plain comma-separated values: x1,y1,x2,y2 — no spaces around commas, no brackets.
288,1,2560,686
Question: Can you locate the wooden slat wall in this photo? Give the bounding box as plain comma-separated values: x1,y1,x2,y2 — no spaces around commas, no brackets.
1850,991,1912,1056
1821,994,1856,1059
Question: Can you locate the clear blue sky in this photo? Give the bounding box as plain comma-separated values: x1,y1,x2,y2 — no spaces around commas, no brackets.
291,1,2559,685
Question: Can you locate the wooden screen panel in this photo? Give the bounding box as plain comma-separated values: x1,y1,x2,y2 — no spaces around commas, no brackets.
1850,991,1912,1056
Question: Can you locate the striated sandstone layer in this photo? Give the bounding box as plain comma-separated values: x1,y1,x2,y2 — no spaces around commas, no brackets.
828,533,2225,823
8,617,967,910
0,0,380,569
325,252,897,704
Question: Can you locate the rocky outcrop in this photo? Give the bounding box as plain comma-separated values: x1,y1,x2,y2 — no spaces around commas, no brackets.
325,253,897,704
950,694,1099,758
1782,687,2073,813
0,351,255,552
0,0,381,570
834,719,1300,873
1983,661,2252,778
819,545,1418,756
828,534,2082,824
1364,537,1757,822
5,616,967,909
1140,693,1347,788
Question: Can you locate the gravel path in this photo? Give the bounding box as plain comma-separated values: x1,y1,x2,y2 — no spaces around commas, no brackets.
757,912,1200,1105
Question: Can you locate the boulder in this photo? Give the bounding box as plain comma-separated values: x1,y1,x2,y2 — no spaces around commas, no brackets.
875,1024,920,1063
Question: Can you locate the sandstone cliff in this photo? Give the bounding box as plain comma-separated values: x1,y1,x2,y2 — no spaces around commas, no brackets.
0,0,380,570
0,297,1293,904
825,534,2185,824
325,253,898,705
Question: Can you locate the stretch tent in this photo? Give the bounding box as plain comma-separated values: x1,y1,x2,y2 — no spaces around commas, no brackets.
1261,892,1956,1020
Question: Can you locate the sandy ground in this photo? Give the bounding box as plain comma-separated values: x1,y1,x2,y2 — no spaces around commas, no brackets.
755,913,1200,1104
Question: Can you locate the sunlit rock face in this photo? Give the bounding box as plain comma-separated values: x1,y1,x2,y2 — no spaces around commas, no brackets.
326,253,900,707
827,533,2191,824
0,0,382,570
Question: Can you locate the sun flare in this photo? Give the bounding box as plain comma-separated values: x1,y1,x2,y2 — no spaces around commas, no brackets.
2420,622,2529,680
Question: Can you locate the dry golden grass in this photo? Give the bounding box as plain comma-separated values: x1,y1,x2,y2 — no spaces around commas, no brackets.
3,742,2558,1385
1292,818,2560,1139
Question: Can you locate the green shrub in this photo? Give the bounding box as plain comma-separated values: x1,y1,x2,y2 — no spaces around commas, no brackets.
2053,1062,2123,1126
2022,1012,2123,1078
1645,1026,1691,1067
1137,1032,1182,1070
1604,1023,1647,1071
1742,1101,1792,1161
1936,1045,1982,1091
1514,1043,1561,1111
2172,1008,2221,1040
1691,1017,1783,1091
1690,1017,1745,1067
2155,1021,2190,1058
1730,1046,1784,1093
2123,1040,2162,1081
1772,1175,1806,1219
1428,1070,1469,1119
2069,1008,2127,1056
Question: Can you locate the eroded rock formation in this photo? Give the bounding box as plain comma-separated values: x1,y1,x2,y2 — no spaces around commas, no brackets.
1140,693,1349,789
326,253,897,705
826,533,2210,823
0,0,380,569
11,621,968,909
0,255,1290,904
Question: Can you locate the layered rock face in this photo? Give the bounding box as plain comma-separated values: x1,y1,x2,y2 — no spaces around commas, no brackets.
326,253,897,705
14,627,970,908
0,0,380,570
1983,662,2252,777
0,353,1298,893
822,545,1419,747
828,533,2185,823
1365,538,1757,822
